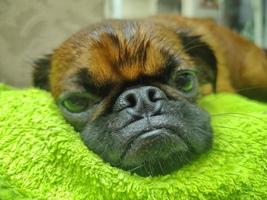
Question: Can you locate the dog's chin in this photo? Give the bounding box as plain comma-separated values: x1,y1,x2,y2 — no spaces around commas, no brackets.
119,127,192,176
81,111,212,177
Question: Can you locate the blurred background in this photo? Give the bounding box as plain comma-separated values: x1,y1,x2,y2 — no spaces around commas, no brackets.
0,0,266,87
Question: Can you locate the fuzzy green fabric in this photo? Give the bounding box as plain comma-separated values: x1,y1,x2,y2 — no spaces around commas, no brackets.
0,83,267,200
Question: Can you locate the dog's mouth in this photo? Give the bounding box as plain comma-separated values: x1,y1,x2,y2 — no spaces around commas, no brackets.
82,112,212,176
117,116,190,175
121,127,187,160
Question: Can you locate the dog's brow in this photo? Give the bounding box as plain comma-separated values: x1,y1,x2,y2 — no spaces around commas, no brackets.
75,68,111,96
157,50,181,81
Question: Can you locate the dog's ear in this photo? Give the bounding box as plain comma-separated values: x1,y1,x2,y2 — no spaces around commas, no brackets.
33,54,51,90
178,32,217,93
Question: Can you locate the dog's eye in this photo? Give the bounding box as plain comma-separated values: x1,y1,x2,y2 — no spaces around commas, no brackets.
175,71,196,93
60,92,100,113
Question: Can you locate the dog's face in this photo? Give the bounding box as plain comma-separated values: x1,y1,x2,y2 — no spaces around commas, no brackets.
34,19,217,176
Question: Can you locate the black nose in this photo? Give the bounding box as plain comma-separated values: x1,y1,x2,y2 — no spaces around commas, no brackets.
114,86,167,118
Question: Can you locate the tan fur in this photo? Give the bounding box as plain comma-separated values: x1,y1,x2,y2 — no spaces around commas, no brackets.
149,15,267,93
49,15,267,99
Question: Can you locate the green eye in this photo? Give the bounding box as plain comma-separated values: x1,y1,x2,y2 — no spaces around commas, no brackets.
61,93,100,113
175,71,196,93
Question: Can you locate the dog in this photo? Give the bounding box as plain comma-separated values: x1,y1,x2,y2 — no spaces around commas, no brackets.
33,15,267,176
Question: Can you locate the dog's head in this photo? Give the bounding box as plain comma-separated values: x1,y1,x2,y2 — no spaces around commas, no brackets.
33,17,217,176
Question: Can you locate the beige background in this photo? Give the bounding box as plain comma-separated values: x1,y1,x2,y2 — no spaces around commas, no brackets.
0,1,264,88
0,0,104,87
0,0,163,88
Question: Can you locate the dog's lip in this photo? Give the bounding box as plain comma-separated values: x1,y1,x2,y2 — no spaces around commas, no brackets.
120,128,174,160
118,115,183,160
119,115,181,137
119,127,188,169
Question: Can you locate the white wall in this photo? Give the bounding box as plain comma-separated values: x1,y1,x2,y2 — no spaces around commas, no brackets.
104,0,158,18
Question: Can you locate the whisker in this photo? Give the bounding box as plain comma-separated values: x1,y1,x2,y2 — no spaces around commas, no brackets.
149,161,155,176
180,36,205,51
212,125,249,135
183,43,209,54
0,126,71,131
180,32,214,52
144,163,150,176
128,164,144,172
173,33,213,60
175,152,185,163
235,85,267,92
101,143,110,157
191,126,210,137
211,112,267,123
158,160,164,174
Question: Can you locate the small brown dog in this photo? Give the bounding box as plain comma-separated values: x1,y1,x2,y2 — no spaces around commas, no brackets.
33,15,267,176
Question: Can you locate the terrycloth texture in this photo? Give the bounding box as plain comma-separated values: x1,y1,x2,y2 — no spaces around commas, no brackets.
0,83,267,200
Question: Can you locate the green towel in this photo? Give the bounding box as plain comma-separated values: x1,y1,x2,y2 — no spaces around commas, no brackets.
0,83,267,200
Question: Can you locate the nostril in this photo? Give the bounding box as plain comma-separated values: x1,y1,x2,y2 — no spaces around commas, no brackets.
148,89,156,102
114,86,167,114
126,94,137,107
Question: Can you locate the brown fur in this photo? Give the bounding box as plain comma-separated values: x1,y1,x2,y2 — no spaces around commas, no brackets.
48,15,267,100
34,15,267,176
149,15,267,96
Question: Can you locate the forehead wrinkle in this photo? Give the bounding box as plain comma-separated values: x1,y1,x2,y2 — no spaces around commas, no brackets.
87,24,165,84
81,21,190,86
50,19,195,97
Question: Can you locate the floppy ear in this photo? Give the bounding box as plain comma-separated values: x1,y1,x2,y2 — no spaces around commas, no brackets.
178,32,218,93
33,55,51,90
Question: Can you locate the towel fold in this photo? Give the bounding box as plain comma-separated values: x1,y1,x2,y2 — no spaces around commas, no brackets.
0,83,266,200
